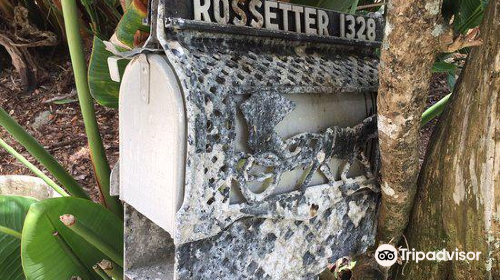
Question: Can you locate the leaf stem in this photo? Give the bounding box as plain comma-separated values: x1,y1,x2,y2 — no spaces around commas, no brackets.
93,265,113,280
60,214,123,265
61,0,123,218
421,93,452,127
0,138,69,197
0,225,21,239
98,259,124,280
0,108,89,199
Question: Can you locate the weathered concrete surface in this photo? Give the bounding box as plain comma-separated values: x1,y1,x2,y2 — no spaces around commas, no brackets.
110,163,119,197
160,31,381,245
124,204,175,280
120,2,383,279
0,175,59,200
160,32,379,279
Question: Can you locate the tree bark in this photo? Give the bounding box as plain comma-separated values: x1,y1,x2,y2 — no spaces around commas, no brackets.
376,0,450,245
398,1,499,279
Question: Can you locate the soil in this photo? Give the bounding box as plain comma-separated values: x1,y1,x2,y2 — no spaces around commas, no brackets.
0,48,118,201
0,48,450,202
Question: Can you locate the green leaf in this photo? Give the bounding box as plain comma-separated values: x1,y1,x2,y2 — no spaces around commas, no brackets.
421,93,452,126
432,61,457,73
334,261,357,279
316,0,357,12
291,0,321,6
447,72,457,90
291,0,361,12
114,0,149,48
21,197,123,280
124,0,133,11
53,98,78,105
442,0,486,33
88,37,128,108
0,108,89,199
0,195,37,280
88,0,149,108
349,0,360,14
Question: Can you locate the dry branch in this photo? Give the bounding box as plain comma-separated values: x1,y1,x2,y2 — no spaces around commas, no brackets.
0,6,58,90
0,32,34,90
439,27,483,53
357,3,386,11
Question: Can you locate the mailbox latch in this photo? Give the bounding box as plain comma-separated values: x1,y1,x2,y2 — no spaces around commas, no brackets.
138,54,150,104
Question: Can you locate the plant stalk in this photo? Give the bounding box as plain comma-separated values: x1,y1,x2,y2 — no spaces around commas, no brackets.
61,0,122,218
421,93,452,126
0,138,69,197
98,259,124,280
0,108,88,199
60,214,123,265
0,225,21,239
93,265,113,280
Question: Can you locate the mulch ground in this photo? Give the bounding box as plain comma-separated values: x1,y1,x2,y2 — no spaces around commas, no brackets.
0,47,450,202
0,48,118,201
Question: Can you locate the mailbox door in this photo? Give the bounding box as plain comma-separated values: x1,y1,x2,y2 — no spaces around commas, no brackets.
119,54,186,236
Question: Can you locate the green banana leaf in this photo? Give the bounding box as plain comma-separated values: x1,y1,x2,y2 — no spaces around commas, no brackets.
88,0,148,108
317,0,357,12
124,0,133,11
442,0,487,33
291,0,322,7
21,197,123,280
114,0,149,47
88,37,128,108
292,0,358,12
0,195,37,280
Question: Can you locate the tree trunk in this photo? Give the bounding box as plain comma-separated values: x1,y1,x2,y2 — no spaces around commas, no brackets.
399,1,499,279
376,0,450,245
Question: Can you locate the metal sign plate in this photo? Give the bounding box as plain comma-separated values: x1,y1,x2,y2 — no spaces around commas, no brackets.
162,0,384,46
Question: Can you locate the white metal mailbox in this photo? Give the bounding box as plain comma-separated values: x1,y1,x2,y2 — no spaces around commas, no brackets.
120,54,186,236
118,0,384,279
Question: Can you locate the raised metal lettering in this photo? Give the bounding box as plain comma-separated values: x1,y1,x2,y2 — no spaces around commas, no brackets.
292,5,304,33
304,7,317,35
214,0,230,24
264,1,279,30
232,0,247,26
356,16,366,40
344,14,355,39
194,0,211,22
367,18,376,41
317,10,329,36
250,0,264,28
278,3,292,31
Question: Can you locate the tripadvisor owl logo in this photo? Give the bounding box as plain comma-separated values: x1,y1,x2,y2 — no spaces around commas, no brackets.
374,244,483,267
375,244,398,267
